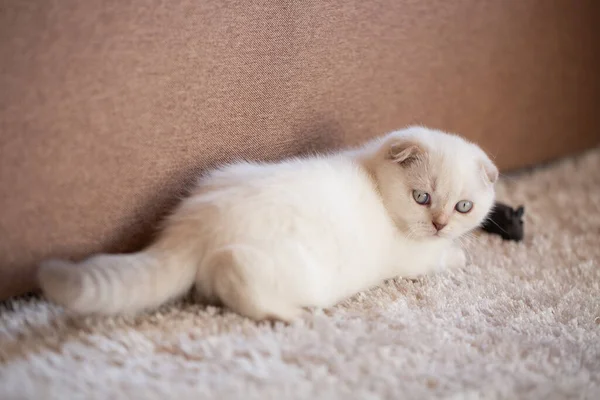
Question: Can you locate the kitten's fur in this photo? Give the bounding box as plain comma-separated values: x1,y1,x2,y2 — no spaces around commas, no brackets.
38,126,498,321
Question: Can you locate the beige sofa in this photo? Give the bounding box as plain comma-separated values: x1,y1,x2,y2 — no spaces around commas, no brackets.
1,0,599,300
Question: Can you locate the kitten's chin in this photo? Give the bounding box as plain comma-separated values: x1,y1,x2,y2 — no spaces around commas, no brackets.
432,228,465,241
400,227,444,241
398,221,457,241
400,223,466,241
433,232,455,242
415,233,451,242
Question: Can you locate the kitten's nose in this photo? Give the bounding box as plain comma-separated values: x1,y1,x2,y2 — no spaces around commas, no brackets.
432,221,447,231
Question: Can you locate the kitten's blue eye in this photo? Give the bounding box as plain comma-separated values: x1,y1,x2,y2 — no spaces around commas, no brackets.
455,200,473,213
413,190,430,205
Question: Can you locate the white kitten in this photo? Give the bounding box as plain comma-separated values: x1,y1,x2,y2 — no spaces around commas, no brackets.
38,126,497,321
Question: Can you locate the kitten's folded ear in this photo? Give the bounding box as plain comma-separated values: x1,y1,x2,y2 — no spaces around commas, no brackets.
387,139,424,166
480,157,499,185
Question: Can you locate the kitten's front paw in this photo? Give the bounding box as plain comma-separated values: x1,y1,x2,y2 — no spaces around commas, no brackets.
440,246,467,270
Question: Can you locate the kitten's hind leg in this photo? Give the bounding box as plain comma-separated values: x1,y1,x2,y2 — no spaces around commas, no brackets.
206,246,302,322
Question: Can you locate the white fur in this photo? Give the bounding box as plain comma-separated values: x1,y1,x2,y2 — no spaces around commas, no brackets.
38,126,497,321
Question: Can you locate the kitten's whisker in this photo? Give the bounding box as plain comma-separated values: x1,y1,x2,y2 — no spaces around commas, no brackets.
405,226,418,241
456,237,474,263
462,231,477,243
484,217,510,235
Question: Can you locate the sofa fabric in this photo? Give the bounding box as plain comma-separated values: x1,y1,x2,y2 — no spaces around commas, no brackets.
1,0,599,299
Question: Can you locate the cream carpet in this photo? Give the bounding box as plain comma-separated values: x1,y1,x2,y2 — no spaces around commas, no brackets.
1,148,599,400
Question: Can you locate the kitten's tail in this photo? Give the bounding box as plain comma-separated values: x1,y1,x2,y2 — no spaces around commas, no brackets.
37,249,198,315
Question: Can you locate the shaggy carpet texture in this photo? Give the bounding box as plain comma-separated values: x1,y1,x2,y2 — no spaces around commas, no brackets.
1,148,599,400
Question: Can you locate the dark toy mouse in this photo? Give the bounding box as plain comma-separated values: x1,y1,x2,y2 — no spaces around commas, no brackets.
481,202,524,242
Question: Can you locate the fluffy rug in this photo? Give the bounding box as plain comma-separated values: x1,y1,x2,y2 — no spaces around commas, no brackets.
1,148,599,400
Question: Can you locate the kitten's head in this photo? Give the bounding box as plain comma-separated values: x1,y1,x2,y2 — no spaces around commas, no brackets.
369,126,498,241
